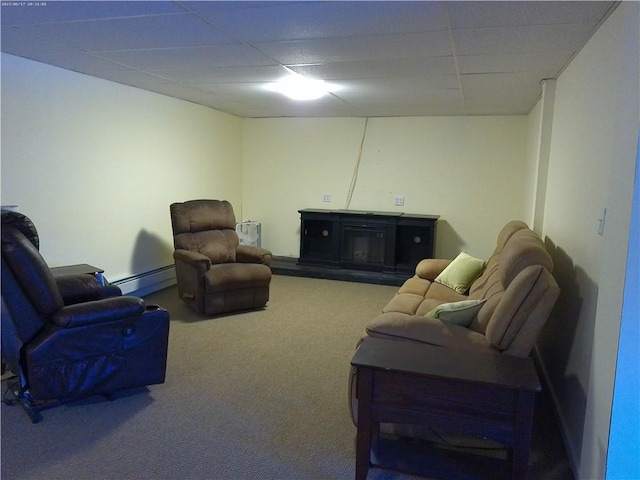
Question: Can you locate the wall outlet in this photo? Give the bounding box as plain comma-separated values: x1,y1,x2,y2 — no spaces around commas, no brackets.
394,195,404,207
322,193,331,203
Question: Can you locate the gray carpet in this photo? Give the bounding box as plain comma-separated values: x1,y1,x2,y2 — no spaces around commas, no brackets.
1,275,573,480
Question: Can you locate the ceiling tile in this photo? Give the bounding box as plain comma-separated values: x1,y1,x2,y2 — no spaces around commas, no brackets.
288,56,456,80
257,31,453,66
186,1,449,42
25,13,235,51
460,72,542,90
0,1,186,25
150,65,289,85
17,50,134,76
1,26,73,55
454,24,597,56
336,77,460,102
447,1,614,29
457,52,569,76
97,44,277,70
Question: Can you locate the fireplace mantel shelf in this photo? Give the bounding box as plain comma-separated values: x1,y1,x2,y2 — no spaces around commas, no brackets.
297,209,439,277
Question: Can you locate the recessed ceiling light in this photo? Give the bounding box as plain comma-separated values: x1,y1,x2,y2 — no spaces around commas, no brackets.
267,76,334,101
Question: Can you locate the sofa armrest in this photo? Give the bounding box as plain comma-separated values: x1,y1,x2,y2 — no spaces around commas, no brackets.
415,259,451,280
51,296,145,328
236,245,272,266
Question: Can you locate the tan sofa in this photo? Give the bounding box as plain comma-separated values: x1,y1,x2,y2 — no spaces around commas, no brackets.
363,220,560,358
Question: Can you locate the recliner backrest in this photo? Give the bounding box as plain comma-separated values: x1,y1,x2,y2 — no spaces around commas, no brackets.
1,224,61,376
1,210,40,249
2,227,64,316
170,200,239,263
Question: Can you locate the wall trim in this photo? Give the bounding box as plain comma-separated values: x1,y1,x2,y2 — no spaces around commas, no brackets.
111,265,176,297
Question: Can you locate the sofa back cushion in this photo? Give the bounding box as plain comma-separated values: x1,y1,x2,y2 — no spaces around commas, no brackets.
468,225,558,354
468,226,552,332
493,220,529,255
499,229,553,287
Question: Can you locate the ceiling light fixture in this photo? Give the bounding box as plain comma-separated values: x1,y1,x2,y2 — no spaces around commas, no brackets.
267,76,333,101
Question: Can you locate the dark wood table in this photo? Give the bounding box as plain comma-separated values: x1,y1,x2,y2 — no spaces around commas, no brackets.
350,337,541,480
51,263,105,286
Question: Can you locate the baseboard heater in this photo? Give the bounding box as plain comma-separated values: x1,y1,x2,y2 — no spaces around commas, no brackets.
111,265,176,297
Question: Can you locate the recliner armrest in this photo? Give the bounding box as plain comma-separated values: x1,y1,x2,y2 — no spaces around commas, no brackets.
236,245,272,266
51,296,145,328
55,274,122,305
415,259,451,280
173,249,212,271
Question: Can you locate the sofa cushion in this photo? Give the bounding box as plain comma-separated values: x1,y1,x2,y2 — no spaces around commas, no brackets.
396,276,431,296
424,281,471,303
382,293,425,315
425,299,487,327
205,263,271,291
366,312,495,353
434,252,485,294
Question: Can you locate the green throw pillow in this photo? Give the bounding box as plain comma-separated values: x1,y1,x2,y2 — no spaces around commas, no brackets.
434,252,486,294
425,299,487,327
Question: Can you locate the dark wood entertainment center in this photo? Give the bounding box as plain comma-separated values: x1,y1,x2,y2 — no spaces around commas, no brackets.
297,209,439,277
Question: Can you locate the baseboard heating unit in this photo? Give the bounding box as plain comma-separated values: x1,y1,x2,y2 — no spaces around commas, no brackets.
111,265,176,297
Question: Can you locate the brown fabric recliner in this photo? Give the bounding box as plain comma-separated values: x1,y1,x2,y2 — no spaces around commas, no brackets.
170,200,272,316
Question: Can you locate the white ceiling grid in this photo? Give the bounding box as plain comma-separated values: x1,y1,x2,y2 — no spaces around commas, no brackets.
0,1,617,117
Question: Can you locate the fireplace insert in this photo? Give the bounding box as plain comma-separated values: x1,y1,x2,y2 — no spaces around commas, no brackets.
341,224,386,269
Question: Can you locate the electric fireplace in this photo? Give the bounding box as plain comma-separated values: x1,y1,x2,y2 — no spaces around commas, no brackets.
298,209,439,276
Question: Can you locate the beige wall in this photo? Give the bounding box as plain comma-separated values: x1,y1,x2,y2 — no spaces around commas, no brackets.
1,54,243,281
1,4,638,475
535,2,639,478
242,116,528,260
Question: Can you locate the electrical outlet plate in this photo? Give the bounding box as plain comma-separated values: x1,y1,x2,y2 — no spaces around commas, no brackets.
394,195,404,206
322,193,331,203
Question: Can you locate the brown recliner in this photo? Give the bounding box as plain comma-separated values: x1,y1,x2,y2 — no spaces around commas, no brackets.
169,200,272,316
1,211,170,423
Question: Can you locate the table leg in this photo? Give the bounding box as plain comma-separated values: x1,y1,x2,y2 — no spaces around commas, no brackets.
510,390,536,480
355,367,373,480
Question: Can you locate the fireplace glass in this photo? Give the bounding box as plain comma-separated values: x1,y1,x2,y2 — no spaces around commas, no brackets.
341,226,386,266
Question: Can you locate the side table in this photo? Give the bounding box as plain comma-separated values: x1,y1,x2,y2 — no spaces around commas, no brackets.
51,263,106,286
350,337,541,480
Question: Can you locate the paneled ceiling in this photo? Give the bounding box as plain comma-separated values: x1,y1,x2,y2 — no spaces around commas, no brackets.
1,1,618,118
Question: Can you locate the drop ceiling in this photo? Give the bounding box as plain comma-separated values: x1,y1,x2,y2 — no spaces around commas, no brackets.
1,1,618,118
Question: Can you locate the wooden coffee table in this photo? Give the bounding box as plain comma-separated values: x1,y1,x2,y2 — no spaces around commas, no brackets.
350,337,541,480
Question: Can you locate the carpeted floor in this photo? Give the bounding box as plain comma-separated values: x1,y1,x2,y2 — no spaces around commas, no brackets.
1,275,574,480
